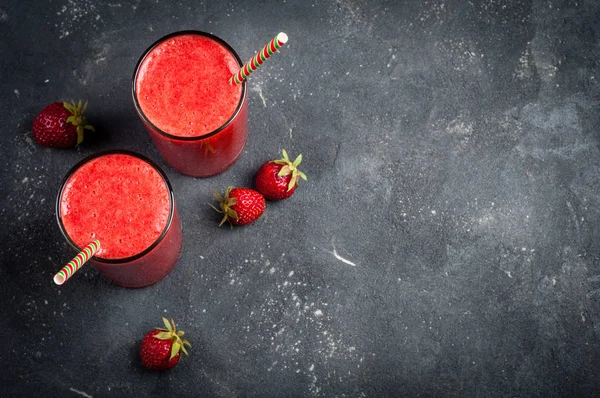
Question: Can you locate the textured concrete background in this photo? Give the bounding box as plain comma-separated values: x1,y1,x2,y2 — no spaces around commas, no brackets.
1,0,600,396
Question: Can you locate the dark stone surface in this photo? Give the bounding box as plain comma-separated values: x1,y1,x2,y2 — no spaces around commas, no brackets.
2,0,600,396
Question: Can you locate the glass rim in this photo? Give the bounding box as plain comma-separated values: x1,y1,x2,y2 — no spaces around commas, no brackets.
131,30,247,142
55,150,176,265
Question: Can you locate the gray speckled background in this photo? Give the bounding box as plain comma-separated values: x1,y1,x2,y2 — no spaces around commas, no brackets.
1,0,600,397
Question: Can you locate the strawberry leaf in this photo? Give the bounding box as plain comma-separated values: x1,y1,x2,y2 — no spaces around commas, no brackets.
63,101,74,113
162,317,172,331
212,189,224,202
218,213,229,227
287,175,298,191
170,341,181,360
293,154,302,167
211,187,243,227
278,165,293,177
208,202,222,213
226,208,238,220
154,331,174,340
76,129,84,145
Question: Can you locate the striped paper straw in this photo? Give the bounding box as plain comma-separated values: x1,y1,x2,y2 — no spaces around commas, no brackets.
229,32,288,85
53,240,100,285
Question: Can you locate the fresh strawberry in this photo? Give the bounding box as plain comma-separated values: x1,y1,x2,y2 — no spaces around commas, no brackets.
210,187,265,226
32,100,94,148
140,317,191,371
255,149,307,200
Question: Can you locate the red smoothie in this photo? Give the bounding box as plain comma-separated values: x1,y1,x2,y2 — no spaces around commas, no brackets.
57,151,182,287
133,31,248,177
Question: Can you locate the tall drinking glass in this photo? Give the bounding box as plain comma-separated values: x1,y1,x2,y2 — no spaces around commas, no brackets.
56,150,182,287
132,31,248,177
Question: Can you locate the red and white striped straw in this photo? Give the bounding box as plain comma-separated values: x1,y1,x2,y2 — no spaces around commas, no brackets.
229,32,288,85
53,240,100,285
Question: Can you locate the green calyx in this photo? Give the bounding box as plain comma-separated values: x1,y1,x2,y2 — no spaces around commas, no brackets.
63,99,95,145
274,149,308,191
209,187,238,227
154,317,192,360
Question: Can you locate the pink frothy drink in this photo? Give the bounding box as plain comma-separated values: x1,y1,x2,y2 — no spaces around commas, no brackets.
57,151,182,287
132,31,248,177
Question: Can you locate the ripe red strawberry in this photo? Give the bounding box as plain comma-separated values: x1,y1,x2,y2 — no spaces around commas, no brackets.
32,100,94,148
210,187,265,226
140,317,191,371
255,149,307,200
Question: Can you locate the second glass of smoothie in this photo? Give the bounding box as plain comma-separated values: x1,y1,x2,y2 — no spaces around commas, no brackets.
132,31,248,177
57,150,183,288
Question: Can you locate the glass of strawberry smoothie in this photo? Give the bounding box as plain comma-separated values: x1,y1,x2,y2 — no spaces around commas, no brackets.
56,150,182,288
132,31,248,177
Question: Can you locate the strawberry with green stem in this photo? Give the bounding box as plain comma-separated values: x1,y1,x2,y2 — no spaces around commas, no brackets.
210,187,265,226
32,100,95,148
140,317,191,371
255,149,307,200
